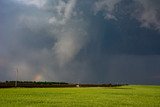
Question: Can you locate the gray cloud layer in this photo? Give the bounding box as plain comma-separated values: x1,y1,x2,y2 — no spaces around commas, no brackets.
0,0,160,84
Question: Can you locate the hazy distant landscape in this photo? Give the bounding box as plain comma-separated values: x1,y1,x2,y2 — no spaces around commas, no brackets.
0,81,124,88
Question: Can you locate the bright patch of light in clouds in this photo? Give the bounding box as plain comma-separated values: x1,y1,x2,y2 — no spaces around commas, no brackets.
15,0,46,8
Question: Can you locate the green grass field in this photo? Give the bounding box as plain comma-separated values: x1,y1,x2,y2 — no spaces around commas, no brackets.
0,85,160,107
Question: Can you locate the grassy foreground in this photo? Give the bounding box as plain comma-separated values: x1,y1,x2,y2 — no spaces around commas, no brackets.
0,85,160,107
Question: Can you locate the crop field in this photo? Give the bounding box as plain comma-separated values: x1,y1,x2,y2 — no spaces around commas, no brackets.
0,85,160,107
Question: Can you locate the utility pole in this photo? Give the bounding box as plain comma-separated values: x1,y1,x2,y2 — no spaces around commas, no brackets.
15,67,18,87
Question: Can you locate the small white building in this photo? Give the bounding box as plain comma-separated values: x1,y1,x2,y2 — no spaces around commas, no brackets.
76,84,80,88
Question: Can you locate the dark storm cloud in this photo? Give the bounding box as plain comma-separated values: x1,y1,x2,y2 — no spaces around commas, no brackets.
94,0,160,31
0,0,160,84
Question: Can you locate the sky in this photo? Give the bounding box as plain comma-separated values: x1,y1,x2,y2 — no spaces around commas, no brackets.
0,0,160,85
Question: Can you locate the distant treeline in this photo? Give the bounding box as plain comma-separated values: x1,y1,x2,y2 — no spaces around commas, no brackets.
0,81,127,88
